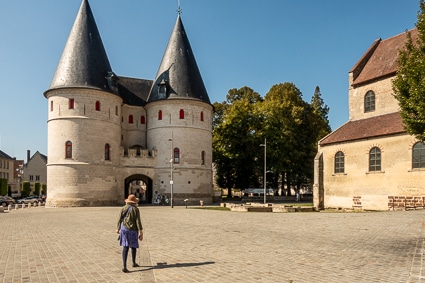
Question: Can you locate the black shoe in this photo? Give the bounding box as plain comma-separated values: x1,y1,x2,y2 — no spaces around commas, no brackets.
132,263,140,268
122,267,129,273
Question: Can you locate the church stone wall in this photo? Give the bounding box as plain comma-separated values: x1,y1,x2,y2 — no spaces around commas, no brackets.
348,75,400,121
319,134,425,210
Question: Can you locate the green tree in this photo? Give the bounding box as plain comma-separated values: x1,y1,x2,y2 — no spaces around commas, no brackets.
41,184,47,195
34,182,41,196
21,181,31,197
212,87,264,197
393,0,425,141
0,178,7,196
310,86,331,139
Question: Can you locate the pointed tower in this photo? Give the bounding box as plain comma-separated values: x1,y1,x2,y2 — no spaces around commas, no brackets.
146,13,214,205
43,0,122,207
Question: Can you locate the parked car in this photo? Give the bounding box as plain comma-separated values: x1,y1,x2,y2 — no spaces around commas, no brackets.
17,196,41,204
0,196,15,207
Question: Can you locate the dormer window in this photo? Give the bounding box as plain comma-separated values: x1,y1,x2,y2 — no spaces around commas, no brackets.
158,79,167,99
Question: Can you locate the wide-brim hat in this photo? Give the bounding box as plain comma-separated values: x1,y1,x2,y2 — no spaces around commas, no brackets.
125,194,139,204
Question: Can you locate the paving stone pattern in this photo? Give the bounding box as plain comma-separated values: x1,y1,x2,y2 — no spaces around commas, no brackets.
1,206,425,282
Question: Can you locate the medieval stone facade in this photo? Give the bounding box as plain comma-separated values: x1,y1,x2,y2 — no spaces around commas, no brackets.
44,0,213,207
314,28,425,211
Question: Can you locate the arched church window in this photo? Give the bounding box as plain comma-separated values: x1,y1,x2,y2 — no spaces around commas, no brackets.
364,91,375,113
413,142,425,168
105,144,110,161
334,151,344,173
129,115,134,124
173,148,180,164
95,101,101,111
369,147,381,172
180,109,185,119
65,141,72,159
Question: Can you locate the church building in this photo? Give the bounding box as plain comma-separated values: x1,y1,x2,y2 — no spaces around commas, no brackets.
43,0,213,207
314,28,425,211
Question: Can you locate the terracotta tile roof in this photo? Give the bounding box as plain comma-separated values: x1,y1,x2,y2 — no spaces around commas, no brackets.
319,112,406,146
351,28,418,86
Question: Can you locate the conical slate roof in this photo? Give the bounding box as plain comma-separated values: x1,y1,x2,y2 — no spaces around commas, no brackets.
148,15,210,104
47,0,113,92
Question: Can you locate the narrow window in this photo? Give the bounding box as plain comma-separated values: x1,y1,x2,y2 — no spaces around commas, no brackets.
95,101,101,111
200,111,204,121
50,101,54,112
105,144,110,161
158,110,162,120
179,109,185,119
334,151,344,173
36,176,40,181
65,141,72,159
30,175,34,181
369,147,381,172
69,98,74,109
201,151,205,165
129,115,134,124
141,116,146,124
364,91,375,113
115,106,118,115
173,147,180,164
413,142,425,168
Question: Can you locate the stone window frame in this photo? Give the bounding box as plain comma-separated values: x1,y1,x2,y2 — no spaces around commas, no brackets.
364,90,375,113
412,141,425,169
334,151,345,174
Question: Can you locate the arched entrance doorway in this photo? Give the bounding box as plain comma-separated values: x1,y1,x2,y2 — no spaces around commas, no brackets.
124,174,153,205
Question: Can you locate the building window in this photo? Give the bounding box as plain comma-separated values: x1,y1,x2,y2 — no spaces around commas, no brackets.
334,151,344,173
69,98,75,109
369,147,381,172
158,110,162,120
128,115,134,124
95,101,101,111
364,91,375,113
30,175,34,181
115,106,118,115
141,116,146,124
200,111,204,121
412,142,425,168
36,176,40,181
50,101,54,112
65,141,72,159
173,148,180,164
179,109,185,119
201,151,205,165
158,79,167,99
105,143,110,161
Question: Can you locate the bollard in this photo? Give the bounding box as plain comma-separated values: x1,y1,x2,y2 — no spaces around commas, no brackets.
8,204,12,211
200,200,204,207
22,203,25,209
15,204,18,210
28,203,31,208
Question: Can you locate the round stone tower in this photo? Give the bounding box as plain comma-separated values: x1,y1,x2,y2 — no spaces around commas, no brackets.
146,14,213,205
43,0,121,207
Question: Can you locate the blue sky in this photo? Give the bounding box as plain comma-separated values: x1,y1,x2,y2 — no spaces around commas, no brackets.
0,0,420,161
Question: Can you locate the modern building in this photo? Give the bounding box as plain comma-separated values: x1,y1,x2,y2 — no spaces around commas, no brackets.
0,150,21,195
314,28,425,211
43,0,213,207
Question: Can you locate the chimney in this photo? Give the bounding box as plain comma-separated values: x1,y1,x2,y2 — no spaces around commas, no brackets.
27,150,30,163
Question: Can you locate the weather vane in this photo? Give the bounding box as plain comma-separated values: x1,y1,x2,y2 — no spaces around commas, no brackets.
177,0,182,15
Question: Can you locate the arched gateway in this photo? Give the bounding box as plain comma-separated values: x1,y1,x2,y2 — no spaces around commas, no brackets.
124,175,153,205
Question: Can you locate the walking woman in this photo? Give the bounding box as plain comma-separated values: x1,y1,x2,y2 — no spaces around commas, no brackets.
116,194,144,273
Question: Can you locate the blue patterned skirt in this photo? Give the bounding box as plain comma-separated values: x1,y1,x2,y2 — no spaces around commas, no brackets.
119,225,139,248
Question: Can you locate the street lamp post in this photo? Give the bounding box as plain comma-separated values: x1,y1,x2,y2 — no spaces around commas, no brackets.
260,138,267,204
168,138,174,208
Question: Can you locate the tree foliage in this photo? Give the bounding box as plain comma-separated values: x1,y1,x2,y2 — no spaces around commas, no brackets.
393,0,425,141
213,83,331,197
